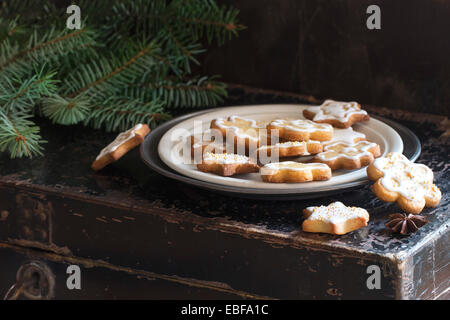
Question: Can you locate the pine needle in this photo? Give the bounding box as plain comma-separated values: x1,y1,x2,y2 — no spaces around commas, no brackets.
0,110,46,158
0,0,243,158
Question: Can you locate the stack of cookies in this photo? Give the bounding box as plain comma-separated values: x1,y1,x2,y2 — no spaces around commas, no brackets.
192,99,381,183
189,99,442,235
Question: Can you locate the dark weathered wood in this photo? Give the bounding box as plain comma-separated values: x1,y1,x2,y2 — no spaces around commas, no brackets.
0,243,250,300
0,86,448,299
199,0,450,117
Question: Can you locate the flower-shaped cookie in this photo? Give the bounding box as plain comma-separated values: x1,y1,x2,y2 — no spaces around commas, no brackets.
303,100,369,128
267,119,333,142
313,140,381,170
302,202,370,235
260,161,331,183
367,152,441,213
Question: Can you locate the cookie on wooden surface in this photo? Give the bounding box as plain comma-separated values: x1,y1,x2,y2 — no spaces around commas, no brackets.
92,124,150,171
302,202,369,235
367,152,441,213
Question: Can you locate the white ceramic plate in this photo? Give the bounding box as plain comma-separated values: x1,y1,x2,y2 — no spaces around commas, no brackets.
158,105,403,190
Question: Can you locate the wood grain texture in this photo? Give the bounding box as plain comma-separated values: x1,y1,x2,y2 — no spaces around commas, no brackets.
0,86,448,299
198,0,450,117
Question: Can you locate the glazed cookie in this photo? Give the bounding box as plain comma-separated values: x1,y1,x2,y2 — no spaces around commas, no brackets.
303,100,369,128
197,152,259,176
267,119,333,142
322,127,366,146
211,116,269,151
191,139,226,158
92,124,150,171
260,162,331,183
302,202,369,235
313,140,381,170
189,129,227,158
367,152,441,214
256,140,323,159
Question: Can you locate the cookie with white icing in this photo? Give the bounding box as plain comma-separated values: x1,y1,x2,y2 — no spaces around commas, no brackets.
322,127,366,146
92,124,150,171
256,140,323,160
303,100,370,128
210,116,270,152
260,161,331,183
267,119,333,142
313,140,381,170
189,129,227,158
367,152,441,213
197,152,260,176
302,202,369,235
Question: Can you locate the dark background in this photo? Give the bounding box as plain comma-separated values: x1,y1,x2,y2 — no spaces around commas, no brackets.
198,0,450,116
46,0,450,116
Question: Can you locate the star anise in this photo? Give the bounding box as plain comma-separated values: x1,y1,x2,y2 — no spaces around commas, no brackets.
385,213,428,235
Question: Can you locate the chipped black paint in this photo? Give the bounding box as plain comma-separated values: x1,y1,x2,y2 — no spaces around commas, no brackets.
0,86,448,299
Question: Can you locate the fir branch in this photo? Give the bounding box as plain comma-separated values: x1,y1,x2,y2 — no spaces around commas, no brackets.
0,68,58,114
84,97,171,132
172,0,246,45
159,22,205,73
102,0,167,48
0,27,97,75
0,0,59,26
0,17,27,43
0,0,243,159
126,76,227,108
68,47,154,97
63,41,166,99
41,94,91,125
0,110,45,158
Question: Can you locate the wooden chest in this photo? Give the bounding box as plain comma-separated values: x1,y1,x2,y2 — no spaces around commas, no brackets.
0,86,448,299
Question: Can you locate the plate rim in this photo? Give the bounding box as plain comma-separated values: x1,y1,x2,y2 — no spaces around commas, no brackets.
140,105,421,198
157,104,402,191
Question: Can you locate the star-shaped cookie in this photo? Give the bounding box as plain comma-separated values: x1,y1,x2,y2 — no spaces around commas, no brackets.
211,116,269,152
313,140,381,170
267,119,333,142
322,127,366,146
260,161,331,183
256,140,323,162
302,202,370,235
303,100,369,128
197,152,259,176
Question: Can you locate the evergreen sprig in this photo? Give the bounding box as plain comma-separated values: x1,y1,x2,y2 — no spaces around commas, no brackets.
175,0,246,45
85,96,171,132
0,17,27,43
126,76,227,108
0,27,98,77
0,110,46,158
0,69,57,113
0,0,244,159
62,41,165,98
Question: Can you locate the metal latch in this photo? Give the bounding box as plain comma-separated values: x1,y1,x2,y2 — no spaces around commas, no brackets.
3,261,55,300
